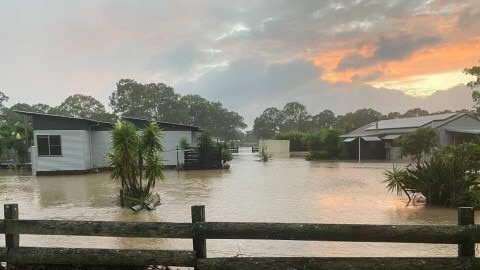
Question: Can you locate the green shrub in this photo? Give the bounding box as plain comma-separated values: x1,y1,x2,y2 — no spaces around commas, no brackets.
306,150,327,160
305,132,322,152
397,127,440,161
384,142,480,208
179,136,190,149
275,131,307,151
304,129,347,160
260,145,273,162
217,142,232,164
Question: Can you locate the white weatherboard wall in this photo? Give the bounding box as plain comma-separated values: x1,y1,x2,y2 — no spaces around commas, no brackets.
34,130,90,172
438,115,480,146
162,131,193,166
259,140,290,153
91,131,112,168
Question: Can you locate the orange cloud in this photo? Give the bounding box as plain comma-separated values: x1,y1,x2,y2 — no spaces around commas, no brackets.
380,36,480,81
314,36,480,86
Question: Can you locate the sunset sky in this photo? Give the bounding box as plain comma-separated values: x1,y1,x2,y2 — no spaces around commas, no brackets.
1,1,479,127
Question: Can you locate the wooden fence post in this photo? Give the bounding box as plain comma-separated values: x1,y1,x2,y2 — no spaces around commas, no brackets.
4,204,19,249
458,207,475,257
192,205,206,267
119,189,125,208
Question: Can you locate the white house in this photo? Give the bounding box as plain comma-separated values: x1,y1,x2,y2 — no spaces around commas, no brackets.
15,111,202,175
340,113,480,161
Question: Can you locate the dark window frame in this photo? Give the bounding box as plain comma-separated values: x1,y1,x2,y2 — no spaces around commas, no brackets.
37,135,62,156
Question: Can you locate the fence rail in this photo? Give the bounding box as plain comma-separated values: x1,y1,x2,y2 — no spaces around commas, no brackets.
1,204,478,269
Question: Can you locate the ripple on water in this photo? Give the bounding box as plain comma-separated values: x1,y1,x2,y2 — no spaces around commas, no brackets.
0,149,465,257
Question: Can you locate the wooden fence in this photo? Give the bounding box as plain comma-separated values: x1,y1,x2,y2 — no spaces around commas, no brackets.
184,147,222,170
1,204,480,269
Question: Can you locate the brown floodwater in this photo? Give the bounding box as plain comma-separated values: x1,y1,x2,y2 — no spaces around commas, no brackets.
0,147,475,258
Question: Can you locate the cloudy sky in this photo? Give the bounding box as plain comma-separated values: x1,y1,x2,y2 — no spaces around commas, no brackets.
1,0,479,127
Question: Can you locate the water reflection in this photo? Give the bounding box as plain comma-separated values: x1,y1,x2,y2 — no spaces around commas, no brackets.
0,147,473,256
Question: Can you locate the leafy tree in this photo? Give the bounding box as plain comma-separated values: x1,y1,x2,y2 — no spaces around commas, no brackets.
109,79,187,123
456,109,474,114
436,142,480,173
280,102,311,132
464,63,480,114
432,109,453,115
397,127,440,161
338,108,382,131
0,91,8,105
402,108,429,118
312,110,337,129
252,107,283,139
2,103,33,125
51,94,117,122
305,129,347,160
0,91,9,122
323,129,347,159
31,103,51,113
305,132,323,152
180,95,211,127
109,121,164,208
180,95,246,140
0,123,32,163
110,80,246,141
386,112,401,119
1,102,51,126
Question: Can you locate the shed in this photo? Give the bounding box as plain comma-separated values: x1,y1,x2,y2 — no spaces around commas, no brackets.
15,111,202,175
340,113,480,161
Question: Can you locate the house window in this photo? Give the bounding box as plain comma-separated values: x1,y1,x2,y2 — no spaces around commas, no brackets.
37,135,62,156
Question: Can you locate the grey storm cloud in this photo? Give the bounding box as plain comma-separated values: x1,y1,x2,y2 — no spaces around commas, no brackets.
178,58,473,126
335,35,441,71
0,0,478,128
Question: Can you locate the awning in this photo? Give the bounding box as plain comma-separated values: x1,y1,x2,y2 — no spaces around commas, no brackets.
361,136,381,142
382,134,401,140
446,128,480,135
343,138,356,142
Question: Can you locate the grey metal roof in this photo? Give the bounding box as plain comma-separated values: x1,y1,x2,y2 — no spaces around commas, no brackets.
121,116,201,130
446,128,480,135
14,110,114,125
15,110,202,131
340,125,417,138
362,136,381,142
364,113,456,131
382,134,401,140
341,113,465,138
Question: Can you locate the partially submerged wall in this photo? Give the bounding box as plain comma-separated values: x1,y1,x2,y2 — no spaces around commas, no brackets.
258,140,290,153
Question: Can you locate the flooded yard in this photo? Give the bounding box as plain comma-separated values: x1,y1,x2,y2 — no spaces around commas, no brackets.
0,148,469,257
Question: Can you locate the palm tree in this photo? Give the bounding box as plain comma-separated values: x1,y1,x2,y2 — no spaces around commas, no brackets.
109,120,164,207
383,164,412,205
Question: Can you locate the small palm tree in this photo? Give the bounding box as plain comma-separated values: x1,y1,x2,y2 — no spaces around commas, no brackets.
109,120,164,207
383,164,412,205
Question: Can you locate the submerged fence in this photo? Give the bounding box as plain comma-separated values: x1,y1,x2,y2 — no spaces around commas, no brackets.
1,204,480,269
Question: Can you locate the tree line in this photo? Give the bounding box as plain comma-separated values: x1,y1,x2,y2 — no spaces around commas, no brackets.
252,61,480,141
252,101,473,140
0,79,247,163
0,79,247,140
